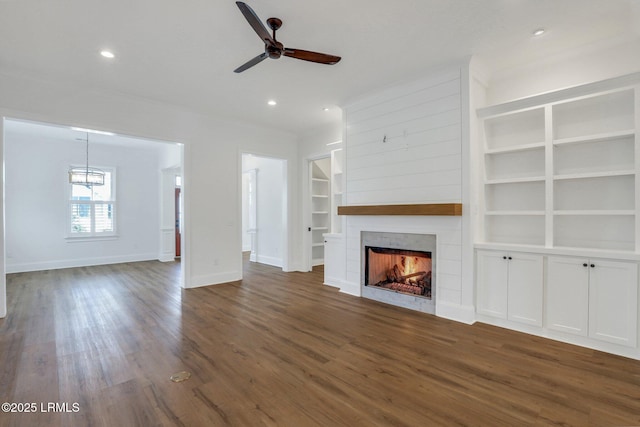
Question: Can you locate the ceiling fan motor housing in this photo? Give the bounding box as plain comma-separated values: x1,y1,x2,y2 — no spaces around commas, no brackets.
267,42,283,59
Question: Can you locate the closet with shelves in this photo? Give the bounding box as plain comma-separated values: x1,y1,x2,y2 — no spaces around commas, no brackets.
310,162,330,266
309,148,344,268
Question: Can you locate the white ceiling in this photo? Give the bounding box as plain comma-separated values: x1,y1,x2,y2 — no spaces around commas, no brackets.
1,0,639,135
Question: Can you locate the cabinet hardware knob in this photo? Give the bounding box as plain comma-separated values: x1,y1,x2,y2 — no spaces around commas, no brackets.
508,256,512,260
590,264,595,268
583,263,588,267
503,256,507,260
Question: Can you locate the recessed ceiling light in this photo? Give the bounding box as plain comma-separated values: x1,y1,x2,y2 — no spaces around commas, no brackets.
532,28,545,37
323,107,330,112
100,50,115,59
267,100,277,106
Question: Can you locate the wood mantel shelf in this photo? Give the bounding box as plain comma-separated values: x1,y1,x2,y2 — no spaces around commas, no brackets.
337,203,462,216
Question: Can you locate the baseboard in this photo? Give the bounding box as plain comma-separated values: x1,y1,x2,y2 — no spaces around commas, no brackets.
323,280,341,289
5,253,159,274
158,252,176,262
253,254,282,268
188,270,242,289
338,280,361,297
436,301,476,325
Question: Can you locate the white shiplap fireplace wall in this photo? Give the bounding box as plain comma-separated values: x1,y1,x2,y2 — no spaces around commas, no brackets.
341,66,474,323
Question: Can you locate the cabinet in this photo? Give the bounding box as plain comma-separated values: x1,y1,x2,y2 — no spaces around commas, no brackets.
547,256,638,347
479,86,638,251
476,250,543,326
323,233,345,288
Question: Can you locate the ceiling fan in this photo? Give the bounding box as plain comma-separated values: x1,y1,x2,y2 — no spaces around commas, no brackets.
234,1,341,73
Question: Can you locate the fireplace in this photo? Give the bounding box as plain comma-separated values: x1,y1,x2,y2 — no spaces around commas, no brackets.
365,247,432,297
361,231,436,314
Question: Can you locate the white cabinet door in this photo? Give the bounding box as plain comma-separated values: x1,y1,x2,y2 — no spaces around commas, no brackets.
507,254,544,326
547,256,589,336
476,251,508,319
588,260,638,347
323,234,345,288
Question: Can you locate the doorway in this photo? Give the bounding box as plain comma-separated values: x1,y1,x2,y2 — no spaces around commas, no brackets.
309,157,331,267
1,118,185,320
241,153,287,269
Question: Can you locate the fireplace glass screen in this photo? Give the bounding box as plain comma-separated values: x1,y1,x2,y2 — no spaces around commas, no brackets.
364,246,432,298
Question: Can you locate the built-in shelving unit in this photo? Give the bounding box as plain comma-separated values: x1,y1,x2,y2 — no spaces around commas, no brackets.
479,86,639,253
311,164,330,266
475,76,640,359
330,148,344,234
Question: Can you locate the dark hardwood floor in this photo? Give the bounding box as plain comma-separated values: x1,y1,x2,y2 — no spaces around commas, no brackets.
1,257,639,426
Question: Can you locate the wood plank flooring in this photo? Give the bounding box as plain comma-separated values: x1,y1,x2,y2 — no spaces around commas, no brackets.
1,258,640,426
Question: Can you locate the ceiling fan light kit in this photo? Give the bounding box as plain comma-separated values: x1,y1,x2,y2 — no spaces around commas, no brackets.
234,1,341,73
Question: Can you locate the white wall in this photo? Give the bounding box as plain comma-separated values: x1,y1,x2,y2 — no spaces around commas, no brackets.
486,37,640,104
4,127,173,272
341,65,475,323
299,123,342,160
345,70,462,205
242,154,285,268
0,69,301,317
241,172,252,252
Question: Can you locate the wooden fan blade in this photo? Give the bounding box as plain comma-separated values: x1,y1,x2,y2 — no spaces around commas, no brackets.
283,48,341,65
234,52,268,73
235,2,277,47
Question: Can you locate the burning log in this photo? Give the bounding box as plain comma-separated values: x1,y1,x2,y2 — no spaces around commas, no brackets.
398,270,427,282
385,263,428,284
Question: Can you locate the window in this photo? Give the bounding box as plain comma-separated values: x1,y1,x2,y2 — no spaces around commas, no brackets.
69,168,116,237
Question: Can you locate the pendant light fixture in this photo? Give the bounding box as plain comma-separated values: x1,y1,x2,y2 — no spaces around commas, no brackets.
68,132,105,186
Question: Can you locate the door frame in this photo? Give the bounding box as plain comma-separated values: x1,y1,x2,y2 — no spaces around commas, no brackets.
304,154,331,272
239,151,289,273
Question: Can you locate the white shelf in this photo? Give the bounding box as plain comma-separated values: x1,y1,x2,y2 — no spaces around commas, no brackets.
312,194,329,198
312,227,329,231
312,177,329,182
312,211,329,215
554,210,635,216
553,129,635,146
485,141,545,155
486,211,545,216
485,176,545,185
312,243,324,247
553,170,635,181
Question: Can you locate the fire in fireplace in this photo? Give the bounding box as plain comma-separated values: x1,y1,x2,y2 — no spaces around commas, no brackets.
364,246,432,299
